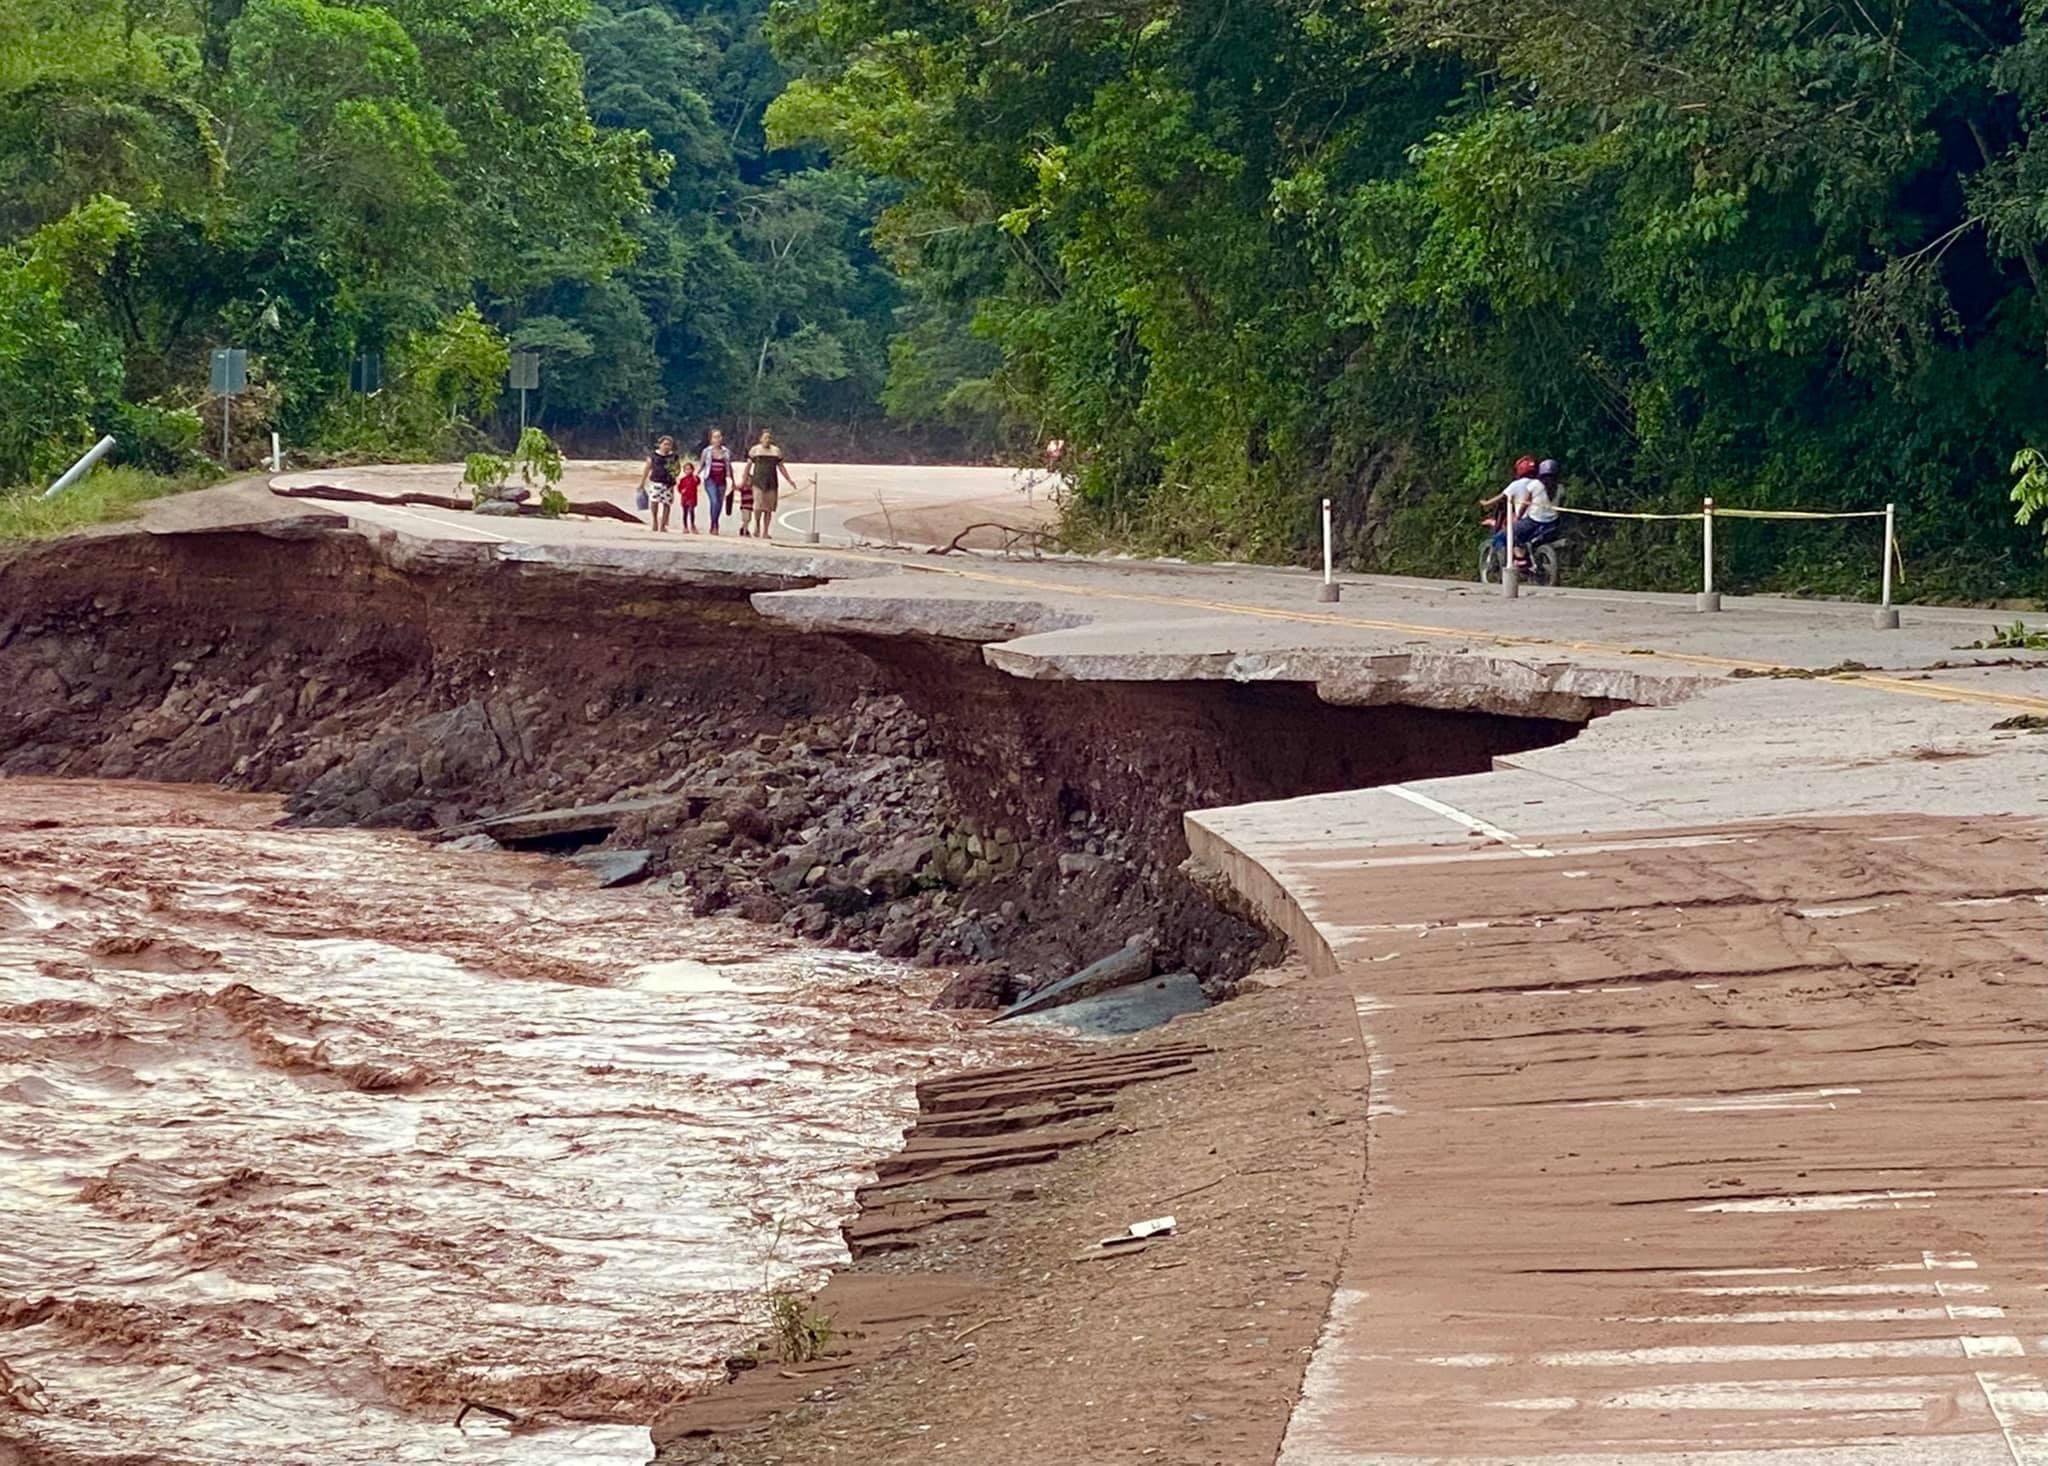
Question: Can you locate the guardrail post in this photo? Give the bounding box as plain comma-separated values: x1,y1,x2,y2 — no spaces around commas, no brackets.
1874,502,1899,629
805,473,821,544
1318,497,1341,602
1696,497,1721,612
1502,507,1519,599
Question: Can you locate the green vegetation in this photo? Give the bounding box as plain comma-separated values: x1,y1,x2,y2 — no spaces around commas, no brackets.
0,0,1000,505
765,1290,834,1363
0,467,219,541
771,0,2048,598
16,0,2048,596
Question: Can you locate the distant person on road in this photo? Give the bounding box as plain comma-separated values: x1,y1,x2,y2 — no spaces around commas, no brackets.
676,455,702,533
700,430,736,535
1480,456,1541,560
746,429,797,540
638,435,681,533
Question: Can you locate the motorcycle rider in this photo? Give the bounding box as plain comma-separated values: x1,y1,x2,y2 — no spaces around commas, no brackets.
1480,456,1541,559
1480,457,1562,572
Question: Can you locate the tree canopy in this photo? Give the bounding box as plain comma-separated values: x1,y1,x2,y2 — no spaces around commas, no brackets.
770,0,2048,595
9,0,2048,595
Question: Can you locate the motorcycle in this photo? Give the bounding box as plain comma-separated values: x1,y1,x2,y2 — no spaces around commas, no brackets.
1479,509,1564,587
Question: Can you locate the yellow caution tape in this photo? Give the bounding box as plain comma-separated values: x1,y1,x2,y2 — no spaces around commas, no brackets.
1712,508,1887,520
1553,506,1704,521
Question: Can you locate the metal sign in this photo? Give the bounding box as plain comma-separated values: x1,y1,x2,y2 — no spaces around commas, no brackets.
509,352,540,390
209,348,248,395
350,353,382,394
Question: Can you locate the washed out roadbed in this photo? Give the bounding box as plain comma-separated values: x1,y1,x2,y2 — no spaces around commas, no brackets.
657,967,1366,1466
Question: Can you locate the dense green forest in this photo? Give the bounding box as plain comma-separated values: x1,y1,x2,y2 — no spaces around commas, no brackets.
8,0,2048,595
774,0,2048,597
0,0,997,489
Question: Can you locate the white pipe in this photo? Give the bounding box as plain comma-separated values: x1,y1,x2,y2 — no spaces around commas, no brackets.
1321,498,1333,584
1703,497,1715,597
1503,502,1518,598
1881,502,1895,608
270,431,282,473
806,473,820,544
42,435,116,499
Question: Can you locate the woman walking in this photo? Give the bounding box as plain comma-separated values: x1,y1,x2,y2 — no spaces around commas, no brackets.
638,435,681,532
746,428,797,540
700,429,736,534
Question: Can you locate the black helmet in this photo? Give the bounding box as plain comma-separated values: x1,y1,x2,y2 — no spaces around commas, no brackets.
1537,459,1559,477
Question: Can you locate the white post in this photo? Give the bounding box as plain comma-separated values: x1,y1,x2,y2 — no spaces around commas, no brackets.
1696,497,1721,612
518,387,528,439
805,472,820,545
1503,504,1519,599
1318,497,1340,602
1875,501,1899,628
42,434,117,499
270,431,282,473
221,392,232,466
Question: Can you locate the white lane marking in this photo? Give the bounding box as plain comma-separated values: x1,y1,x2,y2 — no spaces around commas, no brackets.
1561,1087,1860,1112
1538,1339,1976,1367
1689,1283,1971,1298
1596,1379,1948,1413
1380,784,1555,858
353,502,511,543
1693,1190,1935,1213
1632,1307,1960,1324
1353,997,1400,1119
1928,1249,2040,1466
1307,831,1753,869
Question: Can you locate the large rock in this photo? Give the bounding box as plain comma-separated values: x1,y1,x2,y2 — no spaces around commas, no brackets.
995,937,1155,1021
570,848,654,888
477,796,682,848
861,833,938,897
1002,971,1209,1037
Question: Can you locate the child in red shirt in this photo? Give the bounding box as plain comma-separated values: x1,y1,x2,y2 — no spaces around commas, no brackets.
677,460,701,533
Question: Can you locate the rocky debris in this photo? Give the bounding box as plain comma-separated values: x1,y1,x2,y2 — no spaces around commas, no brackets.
0,533,1325,994
1001,971,1209,1037
474,797,683,848
571,848,654,888
933,964,1023,1010
998,938,1157,1021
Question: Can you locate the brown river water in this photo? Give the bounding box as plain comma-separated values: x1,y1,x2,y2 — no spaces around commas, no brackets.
0,779,1017,1465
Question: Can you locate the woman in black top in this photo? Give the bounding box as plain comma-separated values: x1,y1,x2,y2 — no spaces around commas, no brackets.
638,435,680,532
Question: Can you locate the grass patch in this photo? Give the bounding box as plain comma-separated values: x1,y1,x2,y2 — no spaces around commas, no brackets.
0,465,220,542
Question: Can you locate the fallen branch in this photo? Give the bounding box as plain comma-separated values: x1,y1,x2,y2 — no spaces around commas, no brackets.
269,484,641,524
926,520,1061,559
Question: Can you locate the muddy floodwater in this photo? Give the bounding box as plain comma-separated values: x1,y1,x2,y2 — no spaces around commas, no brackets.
0,779,1013,1465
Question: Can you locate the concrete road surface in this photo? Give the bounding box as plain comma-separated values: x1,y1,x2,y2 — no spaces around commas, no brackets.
271,460,1059,550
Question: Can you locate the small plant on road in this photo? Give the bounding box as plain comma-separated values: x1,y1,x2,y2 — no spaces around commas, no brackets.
1963,619,2048,651
513,428,567,517
462,450,511,507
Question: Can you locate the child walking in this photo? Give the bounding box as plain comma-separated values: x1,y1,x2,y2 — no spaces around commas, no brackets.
676,457,701,533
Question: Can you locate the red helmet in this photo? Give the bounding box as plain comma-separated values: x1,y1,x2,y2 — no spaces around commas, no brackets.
1514,455,1538,477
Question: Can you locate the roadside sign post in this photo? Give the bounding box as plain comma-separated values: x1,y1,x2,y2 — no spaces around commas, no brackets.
209,348,247,466
509,352,540,438
806,473,821,544
1696,496,1721,613
1318,497,1340,602
1875,502,1899,629
350,354,382,394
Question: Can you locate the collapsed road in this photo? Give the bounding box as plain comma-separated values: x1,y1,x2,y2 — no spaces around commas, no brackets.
3,474,2047,1464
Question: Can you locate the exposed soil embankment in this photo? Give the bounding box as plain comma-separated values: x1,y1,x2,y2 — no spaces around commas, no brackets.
0,529,1586,994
